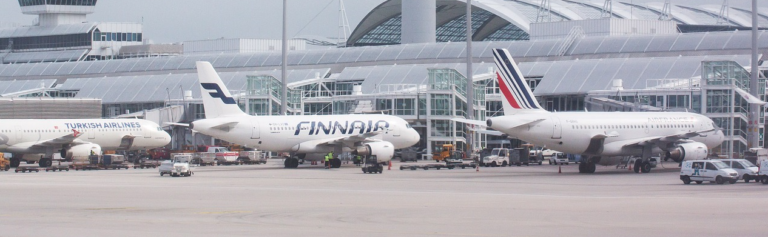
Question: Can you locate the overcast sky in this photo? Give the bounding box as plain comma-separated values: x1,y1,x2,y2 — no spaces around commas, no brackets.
0,0,756,44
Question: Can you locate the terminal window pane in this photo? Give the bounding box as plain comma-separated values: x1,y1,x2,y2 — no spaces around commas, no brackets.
431,94,452,116
394,98,415,115
430,120,453,137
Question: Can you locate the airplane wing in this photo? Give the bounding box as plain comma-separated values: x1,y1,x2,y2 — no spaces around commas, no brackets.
452,118,545,130
453,118,487,127
29,130,88,149
617,128,717,148
293,130,386,150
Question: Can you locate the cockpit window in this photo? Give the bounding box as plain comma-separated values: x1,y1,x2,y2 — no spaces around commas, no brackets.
157,127,163,131
406,123,412,129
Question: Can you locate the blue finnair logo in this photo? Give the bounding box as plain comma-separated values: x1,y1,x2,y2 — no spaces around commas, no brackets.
201,83,236,105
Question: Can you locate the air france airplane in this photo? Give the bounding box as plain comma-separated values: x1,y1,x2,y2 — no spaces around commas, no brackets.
0,119,171,167
188,62,420,172
457,48,724,173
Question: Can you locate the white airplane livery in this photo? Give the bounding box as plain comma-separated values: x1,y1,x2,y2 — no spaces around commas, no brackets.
0,119,171,167
458,48,725,173
189,62,420,172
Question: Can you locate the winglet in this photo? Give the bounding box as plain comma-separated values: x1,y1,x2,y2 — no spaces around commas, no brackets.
196,61,247,118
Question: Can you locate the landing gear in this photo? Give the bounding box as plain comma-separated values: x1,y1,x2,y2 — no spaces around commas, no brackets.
330,158,341,168
9,158,20,168
283,157,299,168
38,158,52,168
578,160,596,173
634,159,652,173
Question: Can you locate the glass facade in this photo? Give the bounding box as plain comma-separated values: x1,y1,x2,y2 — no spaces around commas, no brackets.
1,33,91,50
354,16,401,46
435,10,494,42
19,0,97,6
394,98,415,115
93,30,142,42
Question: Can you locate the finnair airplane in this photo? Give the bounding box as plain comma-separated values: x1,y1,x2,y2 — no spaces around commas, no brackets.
0,119,171,167
457,48,724,173
188,62,420,172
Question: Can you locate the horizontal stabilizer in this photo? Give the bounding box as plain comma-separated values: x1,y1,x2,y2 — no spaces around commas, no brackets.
212,122,239,132
164,122,189,127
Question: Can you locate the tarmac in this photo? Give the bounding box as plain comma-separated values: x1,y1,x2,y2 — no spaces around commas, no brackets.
0,160,765,237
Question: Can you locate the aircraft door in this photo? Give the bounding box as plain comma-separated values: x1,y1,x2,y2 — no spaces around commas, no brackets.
392,123,401,137
551,117,562,139
251,121,260,139
88,129,96,139
143,126,152,138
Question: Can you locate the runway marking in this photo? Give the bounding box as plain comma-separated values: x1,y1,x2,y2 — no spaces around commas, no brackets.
196,211,252,215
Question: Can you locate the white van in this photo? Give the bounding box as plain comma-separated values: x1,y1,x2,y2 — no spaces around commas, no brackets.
718,159,759,183
758,161,768,184
549,152,568,165
680,160,739,184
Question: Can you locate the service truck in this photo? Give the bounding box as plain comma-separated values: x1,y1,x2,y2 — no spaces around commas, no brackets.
159,154,193,177
197,146,239,165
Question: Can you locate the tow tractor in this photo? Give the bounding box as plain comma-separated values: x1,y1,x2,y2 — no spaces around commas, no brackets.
0,154,10,171
362,155,384,174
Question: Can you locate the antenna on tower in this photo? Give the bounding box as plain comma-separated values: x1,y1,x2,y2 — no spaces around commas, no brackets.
601,0,613,18
659,0,672,21
717,0,729,25
337,0,351,48
536,0,552,23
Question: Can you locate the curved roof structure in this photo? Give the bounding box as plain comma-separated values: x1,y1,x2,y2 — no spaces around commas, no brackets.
348,0,768,46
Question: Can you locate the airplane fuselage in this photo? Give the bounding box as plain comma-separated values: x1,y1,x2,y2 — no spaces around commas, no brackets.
492,112,724,157
0,119,171,154
192,114,420,153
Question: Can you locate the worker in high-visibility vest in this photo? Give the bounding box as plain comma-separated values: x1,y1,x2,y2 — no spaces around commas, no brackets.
325,152,333,169
355,155,362,166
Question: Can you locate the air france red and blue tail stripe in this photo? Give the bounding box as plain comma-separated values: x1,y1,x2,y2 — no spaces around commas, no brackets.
492,48,542,111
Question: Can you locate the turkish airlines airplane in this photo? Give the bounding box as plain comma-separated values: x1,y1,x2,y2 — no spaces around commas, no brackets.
0,119,171,167
188,62,420,172
458,48,725,173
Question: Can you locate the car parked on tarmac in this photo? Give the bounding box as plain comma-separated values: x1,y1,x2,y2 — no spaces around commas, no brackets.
758,160,768,184
680,160,739,185
718,159,759,183
549,152,569,165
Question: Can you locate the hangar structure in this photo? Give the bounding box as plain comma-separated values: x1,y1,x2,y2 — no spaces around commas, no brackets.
1,0,768,158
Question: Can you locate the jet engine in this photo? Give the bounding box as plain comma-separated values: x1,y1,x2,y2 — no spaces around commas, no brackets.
64,143,103,161
668,142,708,163
353,141,395,163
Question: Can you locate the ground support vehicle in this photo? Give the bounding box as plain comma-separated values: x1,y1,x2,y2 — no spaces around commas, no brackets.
0,154,10,171
680,160,739,184
133,159,159,169
159,155,193,177
361,155,384,174
510,148,533,166
70,162,99,171
718,159,759,183
399,162,477,170
549,152,569,165
192,152,216,166
14,167,40,173
398,148,419,162
482,148,510,167
101,155,129,170
45,165,70,172
237,151,267,165
758,161,768,184
432,144,455,162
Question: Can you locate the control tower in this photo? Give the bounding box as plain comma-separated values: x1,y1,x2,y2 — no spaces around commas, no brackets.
1,0,143,63
19,0,97,26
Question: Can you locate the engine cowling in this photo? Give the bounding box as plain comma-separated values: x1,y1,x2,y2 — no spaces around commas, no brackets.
668,142,708,162
65,143,102,161
353,141,394,163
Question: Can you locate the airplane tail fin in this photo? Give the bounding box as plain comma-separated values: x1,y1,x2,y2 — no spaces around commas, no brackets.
492,48,546,115
196,61,247,118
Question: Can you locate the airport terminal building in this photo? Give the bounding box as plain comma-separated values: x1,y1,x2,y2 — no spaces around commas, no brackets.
1,0,768,157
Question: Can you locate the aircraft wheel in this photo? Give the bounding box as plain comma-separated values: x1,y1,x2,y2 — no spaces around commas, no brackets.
641,162,652,173
633,160,642,173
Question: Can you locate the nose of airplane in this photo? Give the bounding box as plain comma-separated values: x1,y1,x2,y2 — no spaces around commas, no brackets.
407,128,420,146
161,130,171,145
